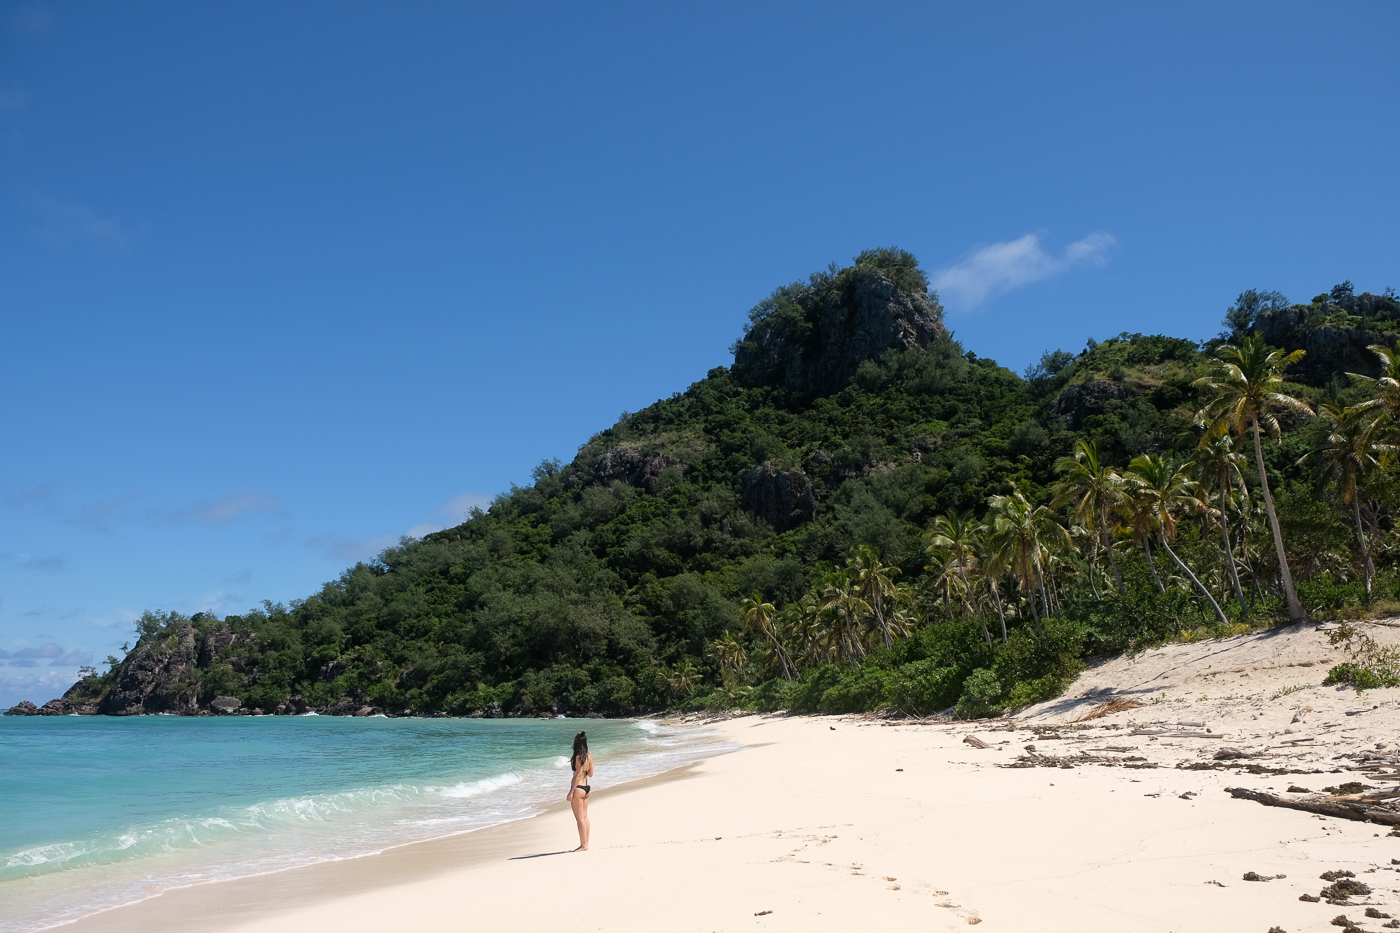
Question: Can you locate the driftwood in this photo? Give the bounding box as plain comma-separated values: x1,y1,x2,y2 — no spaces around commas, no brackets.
963,734,991,749
1131,729,1226,738
1072,697,1145,722
1226,786,1400,825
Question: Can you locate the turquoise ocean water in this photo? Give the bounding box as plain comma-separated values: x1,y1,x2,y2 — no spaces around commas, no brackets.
0,715,733,932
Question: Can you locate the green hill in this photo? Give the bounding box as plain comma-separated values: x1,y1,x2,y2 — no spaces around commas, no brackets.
20,252,1400,720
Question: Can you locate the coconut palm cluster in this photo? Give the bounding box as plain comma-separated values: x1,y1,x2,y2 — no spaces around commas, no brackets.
704,336,1400,696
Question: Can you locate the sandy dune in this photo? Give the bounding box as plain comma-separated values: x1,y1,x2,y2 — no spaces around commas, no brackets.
66,621,1400,933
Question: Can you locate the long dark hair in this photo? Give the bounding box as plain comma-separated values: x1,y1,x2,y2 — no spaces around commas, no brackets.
571,731,589,771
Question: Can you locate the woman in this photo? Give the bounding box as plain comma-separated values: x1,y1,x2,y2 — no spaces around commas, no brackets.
566,731,593,852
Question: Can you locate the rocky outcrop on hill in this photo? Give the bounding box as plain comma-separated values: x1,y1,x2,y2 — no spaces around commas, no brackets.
591,444,686,493
4,700,38,716
732,264,946,398
1054,380,1131,430
1254,306,1398,385
738,463,818,532
98,623,202,715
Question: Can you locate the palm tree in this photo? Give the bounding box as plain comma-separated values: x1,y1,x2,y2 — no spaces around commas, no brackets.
817,569,873,664
1124,454,1230,627
667,658,699,697
1299,402,1392,598
710,632,747,674
1192,435,1251,617
986,484,1070,633
740,592,796,680
1349,340,1400,444
1052,438,1126,595
924,511,992,646
1194,333,1314,623
847,545,904,649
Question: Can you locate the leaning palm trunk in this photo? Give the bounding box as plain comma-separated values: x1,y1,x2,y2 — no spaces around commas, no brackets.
1252,418,1306,621
1352,496,1375,599
1143,538,1165,591
957,563,992,648
1217,487,1248,617
988,579,1008,642
1157,532,1229,627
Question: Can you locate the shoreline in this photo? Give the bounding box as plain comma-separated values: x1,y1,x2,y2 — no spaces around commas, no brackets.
40,624,1400,932
52,758,710,933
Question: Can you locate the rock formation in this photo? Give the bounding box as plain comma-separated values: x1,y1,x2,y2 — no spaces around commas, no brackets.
1054,380,1130,430
738,463,818,531
591,444,685,493
4,700,38,716
731,264,946,398
97,623,202,715
1255,306,1398,385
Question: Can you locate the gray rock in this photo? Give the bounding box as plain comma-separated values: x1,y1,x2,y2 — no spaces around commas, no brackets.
1054,380,1130,430
210,696,242,713
1213,747,1249,760
738,463,818,531
4,700,39,716
197,626,238,667
272,694,308,716
592,445,686,492
37,697,96,716
354,705,375,717
482,701,504,719
732,266,946,398
98,624,202,716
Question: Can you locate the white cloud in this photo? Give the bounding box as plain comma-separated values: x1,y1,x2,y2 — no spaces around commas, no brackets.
306,531,398,563
933,232,1117,312
33,195,125,245
159,491,281,525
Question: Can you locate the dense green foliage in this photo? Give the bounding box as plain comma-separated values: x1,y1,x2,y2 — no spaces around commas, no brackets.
77,256,1400,718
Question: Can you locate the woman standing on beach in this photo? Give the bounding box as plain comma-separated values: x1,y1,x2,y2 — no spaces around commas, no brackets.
567,731,593,852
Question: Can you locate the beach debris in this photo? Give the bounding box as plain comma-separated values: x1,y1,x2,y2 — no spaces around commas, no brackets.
1323,783,1373,796
754,910,773,916
1301,893,1321,902
1329,914,1365,931
1289,785,1312,793
1321,871,1356,881
1180,791,1197,800
1293,706,1314,723
963,734,991,749
1267,927,1286,933
1205,879,1225,886
1131,728,1222,738
1215,747,1250,760
1322,877,1371,904
1367,908,1393,919
1073,697,1145,722
1243,871,1286,881
1225,786,1400,825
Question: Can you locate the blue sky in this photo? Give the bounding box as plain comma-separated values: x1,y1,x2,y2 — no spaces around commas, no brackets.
1,1,1397,707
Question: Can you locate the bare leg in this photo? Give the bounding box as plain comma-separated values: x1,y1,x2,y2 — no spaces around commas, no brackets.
570,791,590,851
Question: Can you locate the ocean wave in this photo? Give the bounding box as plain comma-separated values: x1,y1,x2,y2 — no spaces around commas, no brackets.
0,718,739,933
437,772,523,798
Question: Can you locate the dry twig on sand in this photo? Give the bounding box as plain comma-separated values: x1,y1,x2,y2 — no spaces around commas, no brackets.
1072,697,1145,722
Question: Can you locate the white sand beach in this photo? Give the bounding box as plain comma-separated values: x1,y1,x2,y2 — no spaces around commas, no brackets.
62,620,1400,933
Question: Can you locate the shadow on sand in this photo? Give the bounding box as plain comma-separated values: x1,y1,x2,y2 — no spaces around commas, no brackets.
508,850,575,860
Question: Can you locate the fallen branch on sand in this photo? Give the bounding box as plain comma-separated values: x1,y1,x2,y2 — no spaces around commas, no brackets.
1130,729,1226,738
1072,698,1145,722
1225,787,1400,825
963,735,991,749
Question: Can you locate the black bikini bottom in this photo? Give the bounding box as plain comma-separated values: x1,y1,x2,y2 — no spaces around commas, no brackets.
575,785,591,795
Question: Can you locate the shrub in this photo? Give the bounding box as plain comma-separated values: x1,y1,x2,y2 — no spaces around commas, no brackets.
955,668,1003,720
